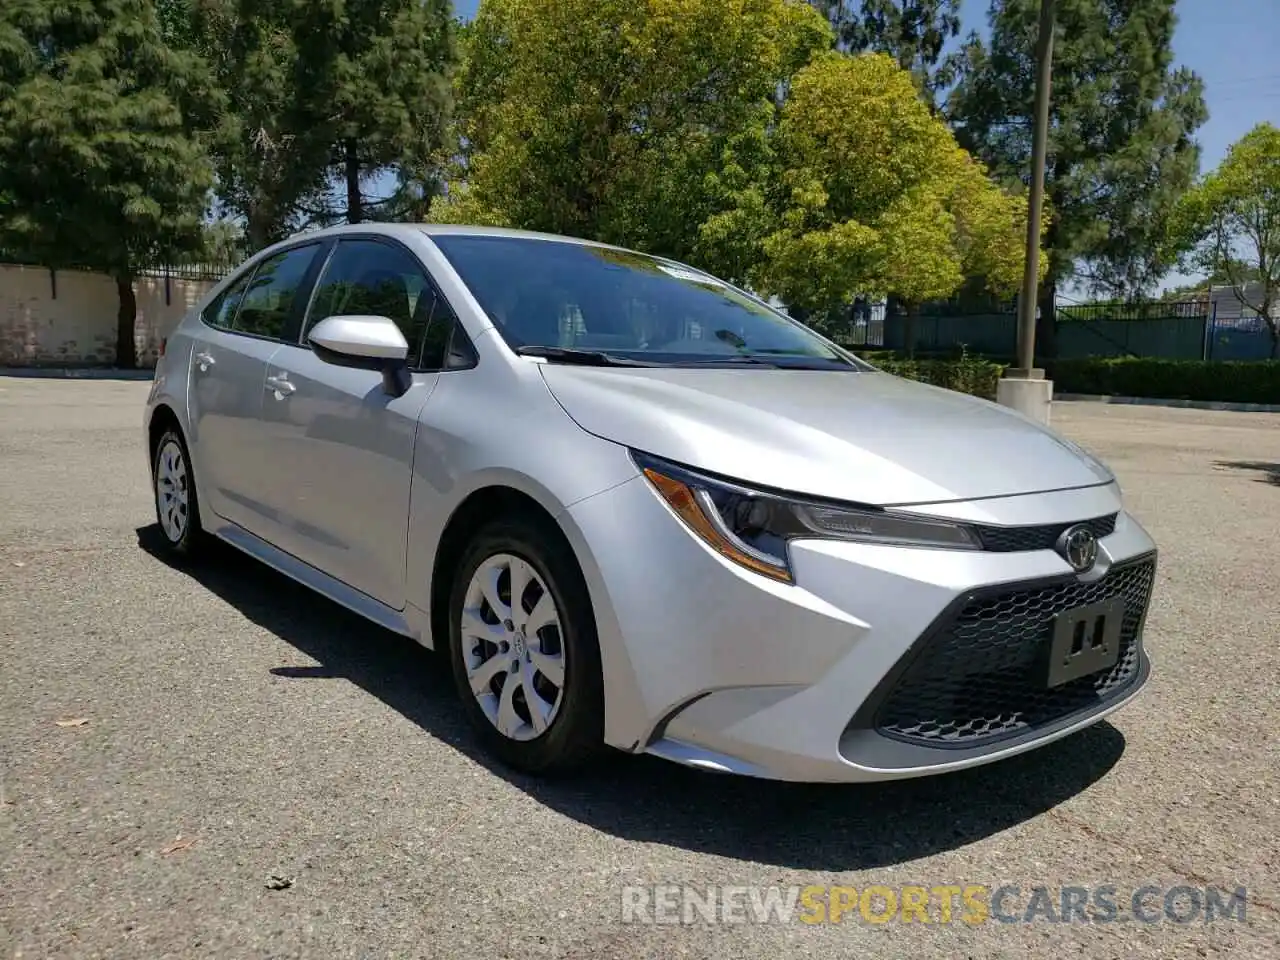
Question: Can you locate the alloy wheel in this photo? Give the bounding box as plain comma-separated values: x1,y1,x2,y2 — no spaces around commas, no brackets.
460,553,567,741
155,439,190,543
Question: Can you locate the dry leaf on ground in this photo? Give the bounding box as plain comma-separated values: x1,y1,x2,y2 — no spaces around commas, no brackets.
161,835,197,855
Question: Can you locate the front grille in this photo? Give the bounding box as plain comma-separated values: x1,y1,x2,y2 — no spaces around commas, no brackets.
975,514,1118,553
873,557,1155,747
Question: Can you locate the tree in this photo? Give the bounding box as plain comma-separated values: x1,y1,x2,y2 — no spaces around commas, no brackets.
430,0,832,262
809,0,961,105
1172,123,1280,357
0,0,220,368
948,0,1207,354
702,51,1039,348
181,0,332,249
293,0,455,225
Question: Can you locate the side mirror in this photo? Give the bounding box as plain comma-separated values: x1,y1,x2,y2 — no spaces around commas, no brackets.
308,315,412,397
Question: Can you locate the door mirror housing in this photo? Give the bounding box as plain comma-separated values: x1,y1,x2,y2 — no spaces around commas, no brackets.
308,314,412,397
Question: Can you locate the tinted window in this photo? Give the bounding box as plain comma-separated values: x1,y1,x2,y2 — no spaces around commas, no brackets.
306,239,433,355
234,244,320,340
431,235,856,367
414,289,475,371
202,270,252,330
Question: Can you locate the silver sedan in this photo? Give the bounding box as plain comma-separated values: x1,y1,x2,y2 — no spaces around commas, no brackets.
144,223,1158,782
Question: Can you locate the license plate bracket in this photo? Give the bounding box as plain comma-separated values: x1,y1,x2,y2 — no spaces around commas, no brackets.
1045,597,1125,688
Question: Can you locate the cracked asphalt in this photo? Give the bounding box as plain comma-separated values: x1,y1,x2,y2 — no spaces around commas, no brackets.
1,378,1278,959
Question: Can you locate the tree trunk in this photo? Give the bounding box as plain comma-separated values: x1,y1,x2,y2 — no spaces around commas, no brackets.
246,207,273,252
114,271,138,370
345,139,363,224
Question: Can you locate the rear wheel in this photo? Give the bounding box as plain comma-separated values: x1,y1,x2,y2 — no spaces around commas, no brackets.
152,428,206,560
447,515,604,775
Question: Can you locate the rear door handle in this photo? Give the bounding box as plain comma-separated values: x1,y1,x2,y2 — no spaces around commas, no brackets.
194,351,215,372
265,374,296,397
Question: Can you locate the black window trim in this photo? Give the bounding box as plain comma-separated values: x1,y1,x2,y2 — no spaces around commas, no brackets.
199,239,333,346
298,232,478,374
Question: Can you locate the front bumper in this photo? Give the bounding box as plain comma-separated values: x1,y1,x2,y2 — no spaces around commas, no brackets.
566,476,1157,783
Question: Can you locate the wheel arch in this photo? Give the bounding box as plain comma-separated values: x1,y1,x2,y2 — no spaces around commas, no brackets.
147,403,185,464
424,479,648,753
428,485,575,652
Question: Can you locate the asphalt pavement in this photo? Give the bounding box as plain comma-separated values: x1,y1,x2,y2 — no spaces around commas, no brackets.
1,377,1277,959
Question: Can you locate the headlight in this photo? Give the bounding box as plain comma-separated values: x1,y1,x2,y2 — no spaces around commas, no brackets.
633,451,981,583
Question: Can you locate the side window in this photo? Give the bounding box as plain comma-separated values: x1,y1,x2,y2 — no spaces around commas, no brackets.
202,270,253,330
305,239,431,355
233,244,320,340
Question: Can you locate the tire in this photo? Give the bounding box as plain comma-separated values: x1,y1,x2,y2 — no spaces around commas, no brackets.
447,514,605,775
151,427,207,561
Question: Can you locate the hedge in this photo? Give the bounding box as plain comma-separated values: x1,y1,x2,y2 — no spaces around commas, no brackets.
854,352,1280,406
860,352,1005,400
1044,358,1280,405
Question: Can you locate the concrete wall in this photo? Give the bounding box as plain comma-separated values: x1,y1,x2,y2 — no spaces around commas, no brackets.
0,263,218,367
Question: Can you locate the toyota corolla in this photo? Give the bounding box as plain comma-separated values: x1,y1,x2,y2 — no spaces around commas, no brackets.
144,223,1157,782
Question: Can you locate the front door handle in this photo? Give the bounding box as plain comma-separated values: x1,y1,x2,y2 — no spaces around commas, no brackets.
265,374,296,397
194,351,215,372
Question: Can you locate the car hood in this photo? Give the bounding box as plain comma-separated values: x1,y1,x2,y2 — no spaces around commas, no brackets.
538,366,1113,506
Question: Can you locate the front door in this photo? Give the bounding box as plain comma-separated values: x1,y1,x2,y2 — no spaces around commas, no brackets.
251,237,450,608
187,241,325,533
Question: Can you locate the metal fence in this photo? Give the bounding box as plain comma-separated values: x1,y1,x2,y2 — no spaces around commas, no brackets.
137,261,237,282
873,297,1277,362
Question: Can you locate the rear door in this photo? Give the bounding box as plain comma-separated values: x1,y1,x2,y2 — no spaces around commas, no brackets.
187,241,327,535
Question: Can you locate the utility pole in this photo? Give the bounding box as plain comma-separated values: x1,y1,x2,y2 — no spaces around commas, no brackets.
997,0,1057,424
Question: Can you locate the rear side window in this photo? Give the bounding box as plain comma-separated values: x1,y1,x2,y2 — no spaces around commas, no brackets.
202,271,252,330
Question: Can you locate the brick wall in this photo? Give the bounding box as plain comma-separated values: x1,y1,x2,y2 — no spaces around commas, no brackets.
0,263,217,367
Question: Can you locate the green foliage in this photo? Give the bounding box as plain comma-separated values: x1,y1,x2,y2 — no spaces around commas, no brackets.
161,0,455,241
292,0,456,224
439,3,1036,318
0,0,221,366
808,0,961,105
948,0,1207,302
737,52,1040,313
857,349,1006,399
177,0,330,248
1170,122,1280,357
433,0,830,264
1045,357,1280,405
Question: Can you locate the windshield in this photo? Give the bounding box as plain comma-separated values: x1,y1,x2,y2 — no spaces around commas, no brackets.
429,234,862,369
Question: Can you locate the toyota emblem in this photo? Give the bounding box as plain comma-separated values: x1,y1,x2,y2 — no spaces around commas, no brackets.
1056,525,1099,573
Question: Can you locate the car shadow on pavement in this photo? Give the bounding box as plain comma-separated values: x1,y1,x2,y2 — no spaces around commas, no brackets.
1214,459,1280,487
138,523,1127,872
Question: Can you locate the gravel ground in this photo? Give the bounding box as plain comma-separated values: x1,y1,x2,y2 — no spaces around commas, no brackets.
1,379,1277,959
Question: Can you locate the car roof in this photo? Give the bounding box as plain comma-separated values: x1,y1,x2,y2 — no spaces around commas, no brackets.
285,221,630,252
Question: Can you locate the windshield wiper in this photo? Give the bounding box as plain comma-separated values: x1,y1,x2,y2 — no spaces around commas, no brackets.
669,355,782,367
516,346,658,367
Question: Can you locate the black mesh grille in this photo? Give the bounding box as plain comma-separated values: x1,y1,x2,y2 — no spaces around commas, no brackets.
975,514,1118,553
873,557,1155,747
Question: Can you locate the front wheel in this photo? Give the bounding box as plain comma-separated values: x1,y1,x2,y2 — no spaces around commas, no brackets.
447,516,605,775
